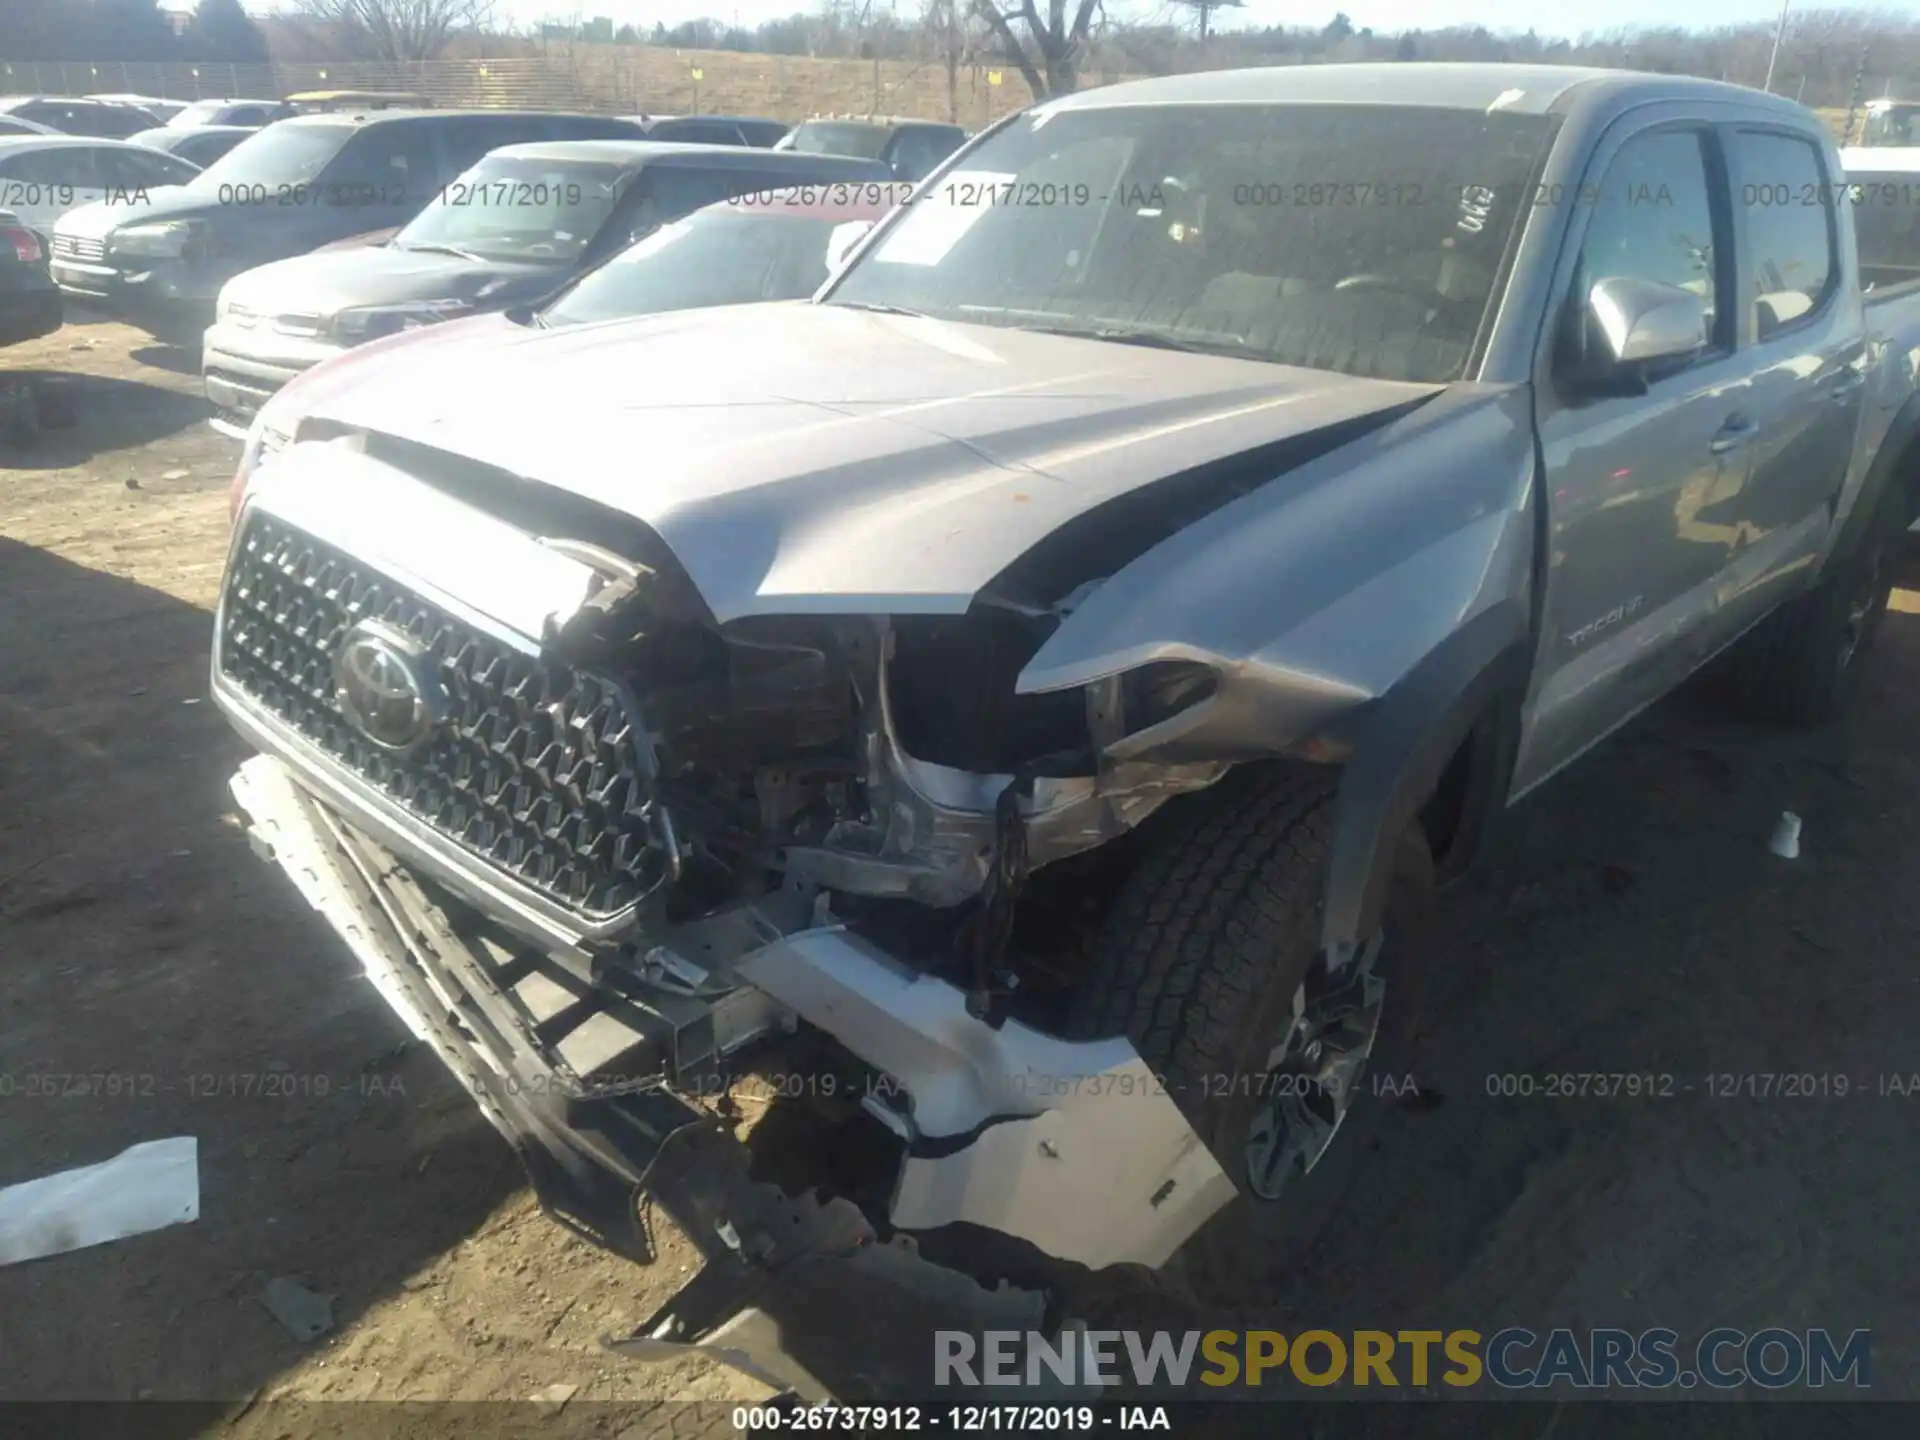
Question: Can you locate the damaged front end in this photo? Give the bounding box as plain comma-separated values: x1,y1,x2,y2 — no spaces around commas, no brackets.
214,441,1251,1397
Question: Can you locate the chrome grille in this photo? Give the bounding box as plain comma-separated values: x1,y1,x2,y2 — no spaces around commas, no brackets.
52,234,104,262
218,512,670,917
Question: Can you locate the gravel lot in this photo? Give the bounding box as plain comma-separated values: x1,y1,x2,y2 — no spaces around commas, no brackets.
4,320,1920,1425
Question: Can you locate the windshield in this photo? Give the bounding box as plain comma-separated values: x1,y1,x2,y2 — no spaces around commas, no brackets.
787,122,891,160
541,203,850,326
187,122,348,192
826,103,1556,385
395,154,628,263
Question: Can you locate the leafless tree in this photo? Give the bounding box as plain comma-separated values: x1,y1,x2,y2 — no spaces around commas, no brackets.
971,0,1105,98
923,0,982,120
1166,0,1241,43
287,0,497,62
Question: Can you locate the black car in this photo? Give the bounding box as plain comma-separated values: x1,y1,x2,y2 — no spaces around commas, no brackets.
630,114,789,148
774,116,968,180
130,124,255,169
48,108,649,343
0,96,159,139
202,142,894,431
0,208,61,346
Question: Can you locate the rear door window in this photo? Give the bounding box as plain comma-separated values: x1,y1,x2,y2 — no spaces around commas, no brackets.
1728,130,1838,339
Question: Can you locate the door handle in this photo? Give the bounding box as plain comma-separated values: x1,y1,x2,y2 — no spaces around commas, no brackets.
1709,414,1758,454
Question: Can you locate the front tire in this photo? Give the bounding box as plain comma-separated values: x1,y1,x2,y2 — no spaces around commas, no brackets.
1066,766,1435,1307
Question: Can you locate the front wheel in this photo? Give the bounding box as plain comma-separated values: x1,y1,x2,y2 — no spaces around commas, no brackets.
1066,766,1435,1307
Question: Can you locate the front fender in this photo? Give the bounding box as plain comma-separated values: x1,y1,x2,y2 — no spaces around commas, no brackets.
1012,384,1540,947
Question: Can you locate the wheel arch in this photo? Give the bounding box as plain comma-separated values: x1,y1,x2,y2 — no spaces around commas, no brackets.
1320,598,1531,953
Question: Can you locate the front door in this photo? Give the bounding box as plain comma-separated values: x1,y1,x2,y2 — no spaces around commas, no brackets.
1516,119,1758,794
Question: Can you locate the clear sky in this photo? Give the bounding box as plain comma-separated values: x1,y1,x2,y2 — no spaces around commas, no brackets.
478,0,1916,40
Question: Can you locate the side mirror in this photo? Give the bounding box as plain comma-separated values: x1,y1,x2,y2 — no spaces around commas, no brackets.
825,220,873,276
1587,275,1708,366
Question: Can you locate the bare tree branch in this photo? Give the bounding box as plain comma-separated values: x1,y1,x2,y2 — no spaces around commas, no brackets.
288,0,497,62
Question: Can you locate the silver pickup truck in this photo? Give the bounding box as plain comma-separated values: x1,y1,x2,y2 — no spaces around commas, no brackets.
214,65,1920,1395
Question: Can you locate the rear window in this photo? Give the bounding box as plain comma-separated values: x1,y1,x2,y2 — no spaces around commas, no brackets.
787,122,891,160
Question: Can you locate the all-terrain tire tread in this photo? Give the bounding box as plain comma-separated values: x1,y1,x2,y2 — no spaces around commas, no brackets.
1069,766,1337,1123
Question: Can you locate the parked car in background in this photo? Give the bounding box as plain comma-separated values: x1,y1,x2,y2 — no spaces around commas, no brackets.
0,136,197,243
50,108,647,343
87,93,188,124
203,142,893,432
1841,147,1920,291
131,124,255,169
286,91,433,114
626,114,790,147
774,116,966,180
1856,98,1920,148
0,96,158,138
0,207,61,346
0,115,59,138
167,98,293,130
537,178,913,327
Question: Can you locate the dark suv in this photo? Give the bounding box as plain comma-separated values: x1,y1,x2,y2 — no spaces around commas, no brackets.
48,109,646,342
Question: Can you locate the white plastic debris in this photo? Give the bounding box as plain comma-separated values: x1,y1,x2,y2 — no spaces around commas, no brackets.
1770,811,1803,860
0,1137,199,1265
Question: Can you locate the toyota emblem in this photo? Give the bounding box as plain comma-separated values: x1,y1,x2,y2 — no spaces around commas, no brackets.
332,620,445,751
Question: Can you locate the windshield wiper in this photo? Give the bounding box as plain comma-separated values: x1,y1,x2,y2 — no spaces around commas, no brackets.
398,241,488,263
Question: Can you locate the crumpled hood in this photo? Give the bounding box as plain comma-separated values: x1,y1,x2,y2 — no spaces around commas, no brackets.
51,186,199,239
285,301,1443,621
220,245,555,320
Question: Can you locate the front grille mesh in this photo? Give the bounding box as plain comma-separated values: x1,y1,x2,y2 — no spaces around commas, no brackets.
52,234,104,262
218,512,668,916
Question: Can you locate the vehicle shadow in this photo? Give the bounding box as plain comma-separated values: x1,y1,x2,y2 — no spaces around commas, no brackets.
0,370,209,469
130,344,202,377
0,538,523,1415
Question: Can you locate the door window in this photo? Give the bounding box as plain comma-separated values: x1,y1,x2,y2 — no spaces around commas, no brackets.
99,146,194,189
1729,131,1837,339
324,125,439,202
1558,127,1728,385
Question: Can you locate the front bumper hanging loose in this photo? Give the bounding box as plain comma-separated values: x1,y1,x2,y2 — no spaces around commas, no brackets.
229,754,1224,1398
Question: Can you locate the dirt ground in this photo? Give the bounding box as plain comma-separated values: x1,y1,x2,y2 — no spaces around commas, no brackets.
4,320,1920,1426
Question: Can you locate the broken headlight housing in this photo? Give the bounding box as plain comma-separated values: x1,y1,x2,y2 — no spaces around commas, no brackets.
1119,660,1219,734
